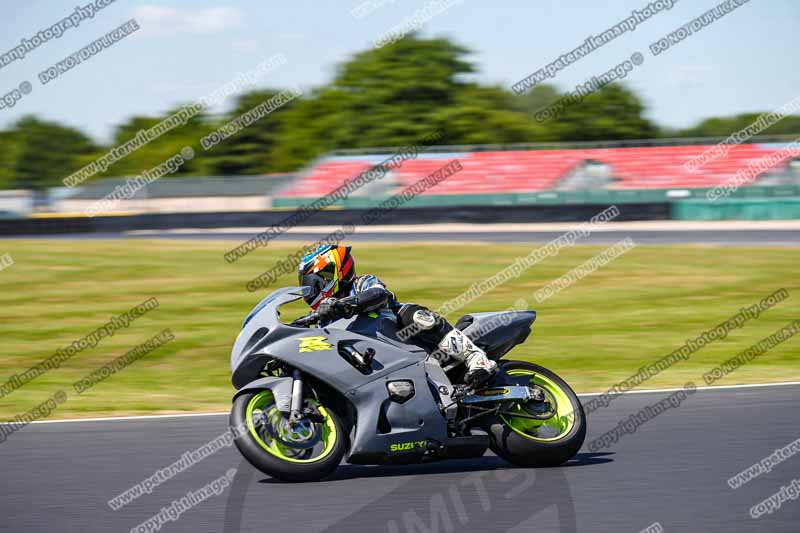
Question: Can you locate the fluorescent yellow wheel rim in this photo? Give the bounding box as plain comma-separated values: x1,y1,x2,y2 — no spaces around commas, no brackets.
245,390,337,464
499,369,576,442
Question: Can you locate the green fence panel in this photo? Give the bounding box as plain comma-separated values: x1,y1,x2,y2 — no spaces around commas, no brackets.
673,198,800,220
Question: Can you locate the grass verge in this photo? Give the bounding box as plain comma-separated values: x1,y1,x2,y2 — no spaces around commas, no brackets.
0,239,797,420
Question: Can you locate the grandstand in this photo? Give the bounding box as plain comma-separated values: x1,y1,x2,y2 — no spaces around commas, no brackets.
17,138,800,220
281,141,800,198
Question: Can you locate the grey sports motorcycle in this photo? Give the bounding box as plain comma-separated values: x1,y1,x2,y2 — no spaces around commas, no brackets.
229,287,586,482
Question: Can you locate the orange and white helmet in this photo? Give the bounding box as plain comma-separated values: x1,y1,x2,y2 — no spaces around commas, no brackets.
297,245,355,309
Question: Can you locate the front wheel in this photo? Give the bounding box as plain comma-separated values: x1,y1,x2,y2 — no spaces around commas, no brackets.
483,361,586,467
230,390,346,482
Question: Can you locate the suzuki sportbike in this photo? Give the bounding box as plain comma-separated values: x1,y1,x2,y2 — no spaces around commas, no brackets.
229,287,586,481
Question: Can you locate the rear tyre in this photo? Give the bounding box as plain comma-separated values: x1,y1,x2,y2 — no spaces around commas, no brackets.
484,361,586,467
230,390,346,482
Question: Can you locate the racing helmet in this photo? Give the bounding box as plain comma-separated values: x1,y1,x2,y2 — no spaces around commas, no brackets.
297,245,355,309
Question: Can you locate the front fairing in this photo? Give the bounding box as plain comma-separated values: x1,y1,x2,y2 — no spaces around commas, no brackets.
230,287,427,390
231,287,308,380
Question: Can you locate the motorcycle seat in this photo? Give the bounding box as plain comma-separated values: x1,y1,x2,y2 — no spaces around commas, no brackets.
454,315,473,331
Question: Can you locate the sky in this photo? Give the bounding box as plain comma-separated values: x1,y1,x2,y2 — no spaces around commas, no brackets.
0,0,798,143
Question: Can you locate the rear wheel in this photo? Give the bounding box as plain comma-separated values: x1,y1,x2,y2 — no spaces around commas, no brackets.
230,390,346,482
484,361,586,467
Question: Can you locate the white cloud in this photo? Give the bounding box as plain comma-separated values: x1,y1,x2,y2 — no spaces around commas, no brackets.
131,5,244,35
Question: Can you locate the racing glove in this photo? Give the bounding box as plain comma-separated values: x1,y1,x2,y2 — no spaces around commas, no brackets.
317,297,356,322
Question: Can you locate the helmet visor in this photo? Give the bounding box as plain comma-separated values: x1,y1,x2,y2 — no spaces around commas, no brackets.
299,263,337,307
299,272,325,305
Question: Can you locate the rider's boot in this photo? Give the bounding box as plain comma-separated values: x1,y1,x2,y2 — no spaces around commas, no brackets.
437,328,497,386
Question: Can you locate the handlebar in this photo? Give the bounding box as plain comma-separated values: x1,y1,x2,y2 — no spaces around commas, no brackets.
291,296,360,327
292,312,320,327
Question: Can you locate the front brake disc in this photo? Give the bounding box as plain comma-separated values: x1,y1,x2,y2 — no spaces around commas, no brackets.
264,406,322,449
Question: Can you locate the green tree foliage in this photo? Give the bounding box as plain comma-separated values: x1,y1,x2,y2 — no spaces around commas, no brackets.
512,84,560,117
549,84,660,142
268,88,354,172
431,84,545,144
678,112,800,138
87,107,216,178
2,116,96,190
0,130,20,190
327,35,474,147
204,89,298,175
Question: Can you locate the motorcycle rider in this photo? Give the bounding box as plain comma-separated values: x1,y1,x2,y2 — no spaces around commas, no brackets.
297,244,497,385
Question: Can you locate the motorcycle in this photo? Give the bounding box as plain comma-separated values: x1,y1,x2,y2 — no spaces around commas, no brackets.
229,287,586,482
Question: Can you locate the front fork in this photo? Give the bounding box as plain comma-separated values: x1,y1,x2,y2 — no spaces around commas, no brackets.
288,369,304,426
287,369,325,426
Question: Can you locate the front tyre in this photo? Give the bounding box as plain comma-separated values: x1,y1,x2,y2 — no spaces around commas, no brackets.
230,390,346,482
485,361,586,467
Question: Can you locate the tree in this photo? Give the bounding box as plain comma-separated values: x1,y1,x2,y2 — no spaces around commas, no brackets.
431,84,546,144
268,88,356,171
548,84,659,142
86,107,216,180
328,33,475,147
678,112,800,137
0,130,20,189
271,34,548,157
205,89,298,175
512,84,560,117
5,116,96,190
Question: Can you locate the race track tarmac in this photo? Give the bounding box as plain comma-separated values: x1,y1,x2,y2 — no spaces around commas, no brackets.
2,383,798,533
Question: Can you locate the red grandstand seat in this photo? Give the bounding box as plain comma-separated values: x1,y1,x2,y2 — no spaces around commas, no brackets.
278,143,796,197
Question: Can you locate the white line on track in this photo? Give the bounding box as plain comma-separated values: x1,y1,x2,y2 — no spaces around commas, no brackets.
4,380,799,425
576,380,800,396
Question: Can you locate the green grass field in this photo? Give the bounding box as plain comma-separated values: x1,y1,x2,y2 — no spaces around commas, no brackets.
0,239,797,420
